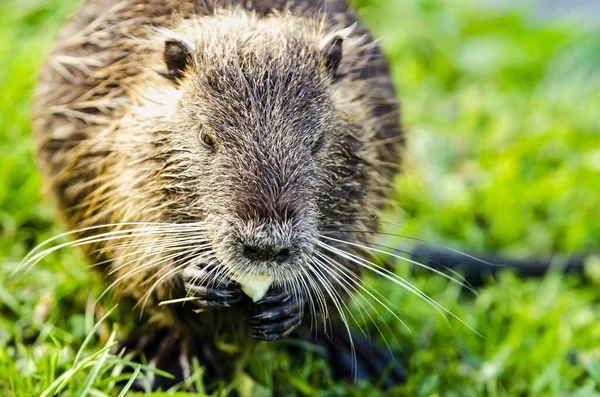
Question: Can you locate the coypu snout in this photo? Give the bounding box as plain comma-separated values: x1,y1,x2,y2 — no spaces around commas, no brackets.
242,244,292,264
208,202,318,283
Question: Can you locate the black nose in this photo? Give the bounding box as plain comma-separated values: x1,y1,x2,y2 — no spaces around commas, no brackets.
243,244,292,263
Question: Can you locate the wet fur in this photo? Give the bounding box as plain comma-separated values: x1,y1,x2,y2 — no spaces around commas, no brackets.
32,0,403,387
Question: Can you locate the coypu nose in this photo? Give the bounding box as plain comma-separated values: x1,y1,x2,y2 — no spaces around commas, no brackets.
243,244,292,264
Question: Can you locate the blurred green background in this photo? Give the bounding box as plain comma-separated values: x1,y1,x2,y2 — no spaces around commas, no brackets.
1,0,599,395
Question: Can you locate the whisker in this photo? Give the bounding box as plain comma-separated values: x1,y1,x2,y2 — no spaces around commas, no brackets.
323,228,495,266
88,236,208,272
321,242,447,320
318,241,481,336
20,221,204,261
298,266,319,334
159,297,201,306
321,235,477,294
315,255,398,354
138,249,215,303
108,242,211,277
95,247,199,304
316,251,410,334
17,226,208,274
98,234,206,252
360,240,477,293
184,259,224,301
302,265,330,334
308,265,357,381
312,257,371,339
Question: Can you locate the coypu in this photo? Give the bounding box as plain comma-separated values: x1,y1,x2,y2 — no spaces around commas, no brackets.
29,0,406,390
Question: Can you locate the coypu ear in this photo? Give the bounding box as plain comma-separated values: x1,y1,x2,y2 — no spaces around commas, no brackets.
163,38,194,81
321,35,344,76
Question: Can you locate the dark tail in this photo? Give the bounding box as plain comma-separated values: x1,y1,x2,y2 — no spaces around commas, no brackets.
411,244,589,287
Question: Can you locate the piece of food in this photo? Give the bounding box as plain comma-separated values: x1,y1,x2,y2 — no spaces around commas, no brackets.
233,273,273,302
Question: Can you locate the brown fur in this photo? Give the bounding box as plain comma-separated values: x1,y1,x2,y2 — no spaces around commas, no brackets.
33,0,402,358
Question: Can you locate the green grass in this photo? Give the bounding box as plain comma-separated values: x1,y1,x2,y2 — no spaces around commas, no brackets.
1,0,600,395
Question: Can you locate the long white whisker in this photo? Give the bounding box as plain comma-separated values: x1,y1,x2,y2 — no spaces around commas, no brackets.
98,234,206,252
308,265,357,381
302,265,329,334
321,235,476,294
88,236,209,271
19,222,204,262
327,228,495,266
316,252,409,329
317,252,401,316
139,254,207,316
316,251,409,339
138,249,217,313
18,228,206,274
319,241,480,336
108,243,211,277
298,266,318,333
158,297,201,306
312,257,370,339
185,258,224,300
95,248,199,304
316,252,405,355
15,222,208,274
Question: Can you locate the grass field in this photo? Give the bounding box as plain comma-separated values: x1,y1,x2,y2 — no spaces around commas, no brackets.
1,0,600,395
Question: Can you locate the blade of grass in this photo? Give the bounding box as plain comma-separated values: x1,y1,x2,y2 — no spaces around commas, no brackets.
76,329,117,397
40,343,118,397
74,304,118,366
116,366,142,397
104,358,176,380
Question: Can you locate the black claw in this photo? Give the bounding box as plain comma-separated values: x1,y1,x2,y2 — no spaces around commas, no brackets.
249,314,302,333
185,283,243,300
254,292,291,305
250,330,294,341
182,269,243,311
190,296,244,310
247,290,304,341
249,325,299,341
249,303,299,321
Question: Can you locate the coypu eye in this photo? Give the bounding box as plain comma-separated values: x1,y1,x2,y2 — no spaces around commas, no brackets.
199,128,217,152
311,135,325,154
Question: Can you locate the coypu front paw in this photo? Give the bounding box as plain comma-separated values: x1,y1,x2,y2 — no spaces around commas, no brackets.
248,290,304,341
182,266,244,310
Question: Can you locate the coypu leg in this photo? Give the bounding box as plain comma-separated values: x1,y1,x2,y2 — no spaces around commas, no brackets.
291,325,407,390
248,289,304,341
115,327,224,391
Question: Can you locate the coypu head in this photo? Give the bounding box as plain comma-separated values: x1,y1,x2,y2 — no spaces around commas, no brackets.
126,12,380,290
